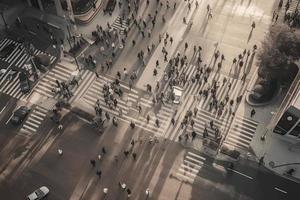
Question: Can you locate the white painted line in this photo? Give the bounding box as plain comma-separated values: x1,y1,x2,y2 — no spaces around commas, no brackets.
227,169,253,180
274,187,287,194
178,168,197,177
176,172,195,182
0,102,9,114
186,156,204,165
23,124,37,132
5,113,14,124
187,152,206,161
180,164,199,173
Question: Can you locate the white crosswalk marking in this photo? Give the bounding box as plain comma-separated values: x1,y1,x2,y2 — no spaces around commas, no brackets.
223,115,258,150
0,38,56,100
34,63,94,103
174,109,233,141
135,104,173,136
176,151,206,183
19,106,48,137
82,75,138,116
111,16,130,34
34,63,74,98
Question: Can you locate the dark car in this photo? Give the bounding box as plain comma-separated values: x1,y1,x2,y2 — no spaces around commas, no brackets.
0,43,15,58
10,106,30,125
19,72,31,94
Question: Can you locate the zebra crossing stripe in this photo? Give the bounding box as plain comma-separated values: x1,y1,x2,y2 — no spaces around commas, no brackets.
224,117,258,149
83,94,129,115
0,39,12,52
99,75,138,93
22,124,37,132
26,117,42,124
180,163,200,172
176,151,206,182
0,38,9,50
69,71,95,103
122,114,164,136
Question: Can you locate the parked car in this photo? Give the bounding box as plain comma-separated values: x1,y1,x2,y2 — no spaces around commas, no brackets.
172,86,183,104
26,186,49,200
10,106,30,125
0,43,15,58
19,72,31,94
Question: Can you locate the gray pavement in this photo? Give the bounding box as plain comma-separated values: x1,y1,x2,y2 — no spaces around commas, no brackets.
0,110,298,200
0,0,299,199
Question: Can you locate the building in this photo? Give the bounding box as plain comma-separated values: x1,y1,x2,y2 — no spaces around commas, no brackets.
27,0,66,17
273,88,300,139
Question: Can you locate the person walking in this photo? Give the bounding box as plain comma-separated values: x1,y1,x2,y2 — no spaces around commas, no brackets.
250,108,256,118
102,147,107,154
192,131,196,141
145,188,150,198
127,188,132,198
58,149,63,156
155,119,160,127
251,21,256,30
103,187,108,195
130,121,135,129
132,152,137,160
171,118,175,125
119,182,126,190
90,159,96,167
96,170,102,178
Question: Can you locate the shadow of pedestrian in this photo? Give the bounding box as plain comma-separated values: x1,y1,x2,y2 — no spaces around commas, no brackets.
247,29,253,43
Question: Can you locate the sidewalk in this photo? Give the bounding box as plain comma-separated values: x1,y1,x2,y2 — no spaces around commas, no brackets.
76,2,121,39
74,0,106,24
239,70,300,182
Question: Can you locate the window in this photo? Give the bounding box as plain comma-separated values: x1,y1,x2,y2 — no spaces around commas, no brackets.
274,111,299,135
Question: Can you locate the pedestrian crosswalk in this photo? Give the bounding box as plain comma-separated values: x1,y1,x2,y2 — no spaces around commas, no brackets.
123,103,174,136
34,63,94,103
19,106,48,137
81,73,177,136
168,106,258,151
175,151,206,183
0,38,56,100
82,74,139,116
223,115,258,150
169,109,232,141
111,16,130,34
167,64,248,119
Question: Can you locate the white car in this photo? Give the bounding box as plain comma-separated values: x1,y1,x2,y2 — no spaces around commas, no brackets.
172,86,183,104
26,186,49,200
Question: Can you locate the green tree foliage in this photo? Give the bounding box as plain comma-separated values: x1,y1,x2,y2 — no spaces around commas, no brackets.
257,24,300,82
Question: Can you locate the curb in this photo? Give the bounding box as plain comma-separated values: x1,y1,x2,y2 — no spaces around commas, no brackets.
75,0,107,25
245,67,283,107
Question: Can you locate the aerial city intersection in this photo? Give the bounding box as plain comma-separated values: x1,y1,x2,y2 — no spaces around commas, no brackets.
0,0,300,199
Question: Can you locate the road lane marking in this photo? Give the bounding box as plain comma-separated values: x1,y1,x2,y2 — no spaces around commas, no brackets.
5,113,14,124
274,187,287,194
227,168,253,180
0,102,9,114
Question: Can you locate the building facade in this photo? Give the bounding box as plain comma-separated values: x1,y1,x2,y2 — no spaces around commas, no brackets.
273,89,300,139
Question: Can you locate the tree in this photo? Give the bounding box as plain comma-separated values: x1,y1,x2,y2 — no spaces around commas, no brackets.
257,24,300,82
250,25,300,103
